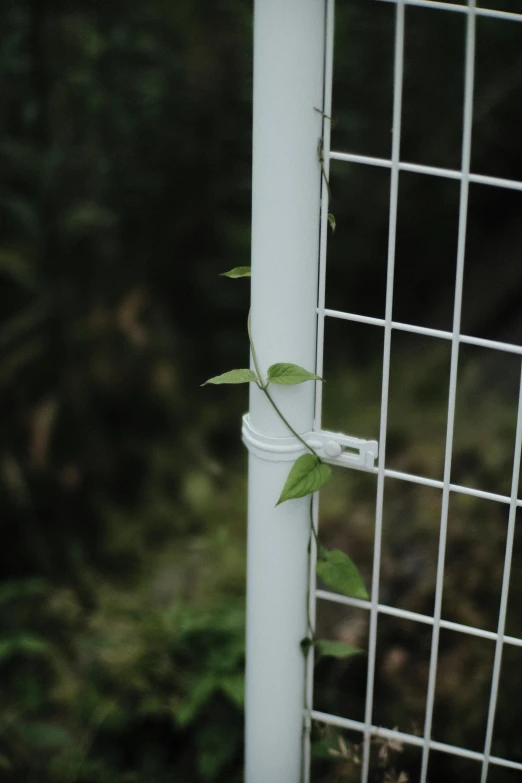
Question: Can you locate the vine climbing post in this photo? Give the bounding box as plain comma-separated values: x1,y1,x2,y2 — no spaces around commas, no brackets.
245,1,326,780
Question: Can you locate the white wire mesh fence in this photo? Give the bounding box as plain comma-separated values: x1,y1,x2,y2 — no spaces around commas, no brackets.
305,1,522,782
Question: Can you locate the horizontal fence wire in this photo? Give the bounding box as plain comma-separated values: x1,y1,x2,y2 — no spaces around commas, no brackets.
329,151,522,193
309,710,522,773
315,589,522,649
371,463,521,507
323,308,522,357
375,0,522,23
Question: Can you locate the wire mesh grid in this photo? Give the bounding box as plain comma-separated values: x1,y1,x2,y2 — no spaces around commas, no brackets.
306,1,522,781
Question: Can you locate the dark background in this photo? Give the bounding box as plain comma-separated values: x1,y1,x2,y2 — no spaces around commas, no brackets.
1,1,522,781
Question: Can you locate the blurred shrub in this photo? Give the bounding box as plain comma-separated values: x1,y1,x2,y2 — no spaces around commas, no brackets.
0,577,244,782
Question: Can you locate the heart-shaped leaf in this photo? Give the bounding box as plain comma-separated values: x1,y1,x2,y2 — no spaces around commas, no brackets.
328,213,336,232
315,640,362,660
220,266,251,278
316,549,369,599
267,363,322,386
276,454,331,505
201,369,258,386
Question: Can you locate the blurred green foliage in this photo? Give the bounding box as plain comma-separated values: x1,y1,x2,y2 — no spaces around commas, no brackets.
0,577,245,782
0,0,251,779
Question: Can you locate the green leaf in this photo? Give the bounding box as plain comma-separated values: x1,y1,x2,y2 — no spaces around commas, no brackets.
311,735,341,761
315,640,362,660
316,549,369,599
276,454,331,505
220,266,251,278
300,636,314,656
201,369,259,386
267,363,322,385
328,213,336,232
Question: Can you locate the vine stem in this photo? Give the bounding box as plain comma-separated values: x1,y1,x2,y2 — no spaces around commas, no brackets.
247,310,320,459
247,310,263,383
307,496,317,639
261,387,318,457
317,138,332,204
247,312,322,646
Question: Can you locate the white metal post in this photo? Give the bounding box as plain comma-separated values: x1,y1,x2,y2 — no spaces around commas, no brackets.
244,2,326,782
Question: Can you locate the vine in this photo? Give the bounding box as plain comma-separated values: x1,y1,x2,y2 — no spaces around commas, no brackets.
203,131,368,663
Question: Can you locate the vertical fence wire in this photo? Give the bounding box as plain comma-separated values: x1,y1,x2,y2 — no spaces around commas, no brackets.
303,2,335,780
303,491,320,783
480,359,522,782
361,2,405,781
314,0,335,432
419,2,476,780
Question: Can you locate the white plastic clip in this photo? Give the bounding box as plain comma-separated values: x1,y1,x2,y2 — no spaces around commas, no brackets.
241,414,378,470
